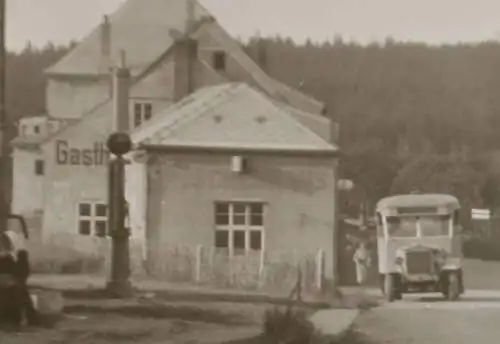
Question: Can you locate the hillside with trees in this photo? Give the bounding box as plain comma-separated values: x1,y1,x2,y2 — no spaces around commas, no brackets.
8,38,500,218
245,37,500,218
6,42,73,120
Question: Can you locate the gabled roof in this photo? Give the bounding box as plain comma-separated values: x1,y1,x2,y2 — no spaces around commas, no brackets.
45,0,324,114
12,117,78,149
46,0,210,76
206,24,325,114
34,0,328,150
133,83,337,154
37,99,111,147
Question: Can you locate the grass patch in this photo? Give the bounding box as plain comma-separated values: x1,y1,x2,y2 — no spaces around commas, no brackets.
260,306,320,344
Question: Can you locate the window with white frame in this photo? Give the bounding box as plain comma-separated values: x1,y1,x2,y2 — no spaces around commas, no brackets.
133,102,153,128
214,202,265,255
78,202,108,237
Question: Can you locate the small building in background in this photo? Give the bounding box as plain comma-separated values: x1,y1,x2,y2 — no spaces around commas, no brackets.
126,82,339,290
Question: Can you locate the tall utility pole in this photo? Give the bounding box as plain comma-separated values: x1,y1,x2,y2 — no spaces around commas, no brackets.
0,0,12,227
106,52,133,298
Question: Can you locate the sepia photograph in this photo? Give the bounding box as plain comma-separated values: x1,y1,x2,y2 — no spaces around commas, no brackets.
0,0,499,343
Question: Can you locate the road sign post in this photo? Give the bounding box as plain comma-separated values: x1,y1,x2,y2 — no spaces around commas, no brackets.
105,132,133,297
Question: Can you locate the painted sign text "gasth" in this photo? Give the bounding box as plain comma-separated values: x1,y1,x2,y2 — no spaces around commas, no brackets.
55,140,109,166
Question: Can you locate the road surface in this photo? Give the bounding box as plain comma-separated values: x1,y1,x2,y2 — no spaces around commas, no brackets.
350,290,500,343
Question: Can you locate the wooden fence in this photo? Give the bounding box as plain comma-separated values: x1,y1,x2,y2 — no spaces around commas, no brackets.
28,233,326,293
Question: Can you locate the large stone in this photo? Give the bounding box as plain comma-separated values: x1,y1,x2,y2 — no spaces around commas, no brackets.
31,289,64,315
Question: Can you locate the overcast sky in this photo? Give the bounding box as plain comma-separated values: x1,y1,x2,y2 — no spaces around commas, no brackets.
6,0,500,51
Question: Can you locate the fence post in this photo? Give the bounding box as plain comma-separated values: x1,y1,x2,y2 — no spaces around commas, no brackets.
228,247,234,286
258,248,265,287
315,249,324,291
209,246,215,275
302,258,308,292
195,245,203,283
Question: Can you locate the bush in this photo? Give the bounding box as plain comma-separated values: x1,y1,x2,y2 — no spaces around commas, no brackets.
262,306,319,344
463,238,500,261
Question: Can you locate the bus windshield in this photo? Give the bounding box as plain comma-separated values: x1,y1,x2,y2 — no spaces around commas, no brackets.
386,215,451,238
419,215,450,237
387,217,417,238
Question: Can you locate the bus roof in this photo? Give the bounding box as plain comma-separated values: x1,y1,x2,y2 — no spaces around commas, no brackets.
376,194,460,212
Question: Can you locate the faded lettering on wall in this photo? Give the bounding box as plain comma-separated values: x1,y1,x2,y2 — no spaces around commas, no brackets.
55,140,109,166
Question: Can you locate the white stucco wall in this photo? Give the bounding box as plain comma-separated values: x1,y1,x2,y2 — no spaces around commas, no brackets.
12,148,44,216
125,159,148,241
46,77,110,119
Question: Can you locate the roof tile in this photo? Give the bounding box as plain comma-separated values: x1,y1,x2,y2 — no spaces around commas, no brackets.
46,0,210,76
133,83,337,153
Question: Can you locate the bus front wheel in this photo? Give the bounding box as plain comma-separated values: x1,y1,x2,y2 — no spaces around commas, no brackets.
446,271,460,301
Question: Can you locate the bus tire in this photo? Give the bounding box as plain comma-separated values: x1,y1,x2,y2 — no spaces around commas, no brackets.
446,271,460,301
384,274,396,302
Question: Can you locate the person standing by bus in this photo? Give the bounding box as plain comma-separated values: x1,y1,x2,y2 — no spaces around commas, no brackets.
353,241,372,285
2,229,38,326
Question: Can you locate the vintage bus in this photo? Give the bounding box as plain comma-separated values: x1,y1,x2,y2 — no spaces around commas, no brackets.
375,193,464,302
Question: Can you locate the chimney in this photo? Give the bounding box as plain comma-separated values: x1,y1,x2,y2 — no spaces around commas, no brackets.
112,50,130,132
173,39,197,102
323,107,339,143
100,15,112,73
172,0,198,101
185,0,196,34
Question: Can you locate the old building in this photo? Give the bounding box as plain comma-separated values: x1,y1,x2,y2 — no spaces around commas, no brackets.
10,0,339,289
127,82,338,289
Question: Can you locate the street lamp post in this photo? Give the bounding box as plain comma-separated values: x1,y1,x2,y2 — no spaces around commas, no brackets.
106,132,134,297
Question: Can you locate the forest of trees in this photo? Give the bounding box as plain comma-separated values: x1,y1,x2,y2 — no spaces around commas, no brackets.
9,38,500,219
245,37,500,218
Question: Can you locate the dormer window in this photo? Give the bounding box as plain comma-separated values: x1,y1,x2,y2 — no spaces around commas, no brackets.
133,102,153,128
33,125,40,134
213,51,226,71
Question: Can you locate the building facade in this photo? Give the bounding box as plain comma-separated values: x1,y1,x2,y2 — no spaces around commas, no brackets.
10,0,338,290
128,83,339,289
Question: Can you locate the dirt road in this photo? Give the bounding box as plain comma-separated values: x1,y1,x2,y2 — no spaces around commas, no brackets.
349,290,500,343
0,298,265,344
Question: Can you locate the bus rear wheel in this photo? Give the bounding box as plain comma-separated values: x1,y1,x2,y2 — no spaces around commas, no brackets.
383,274,401,302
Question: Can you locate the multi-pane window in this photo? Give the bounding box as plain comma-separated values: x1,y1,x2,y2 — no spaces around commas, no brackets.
133,102,153,128
214,202,265,255
78,202,108,238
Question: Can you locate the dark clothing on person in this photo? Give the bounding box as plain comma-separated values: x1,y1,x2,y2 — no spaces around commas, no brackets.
0,254,16,276
0,254,22,327
0,250,38,327
15,250,30,283
16,250,38,325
